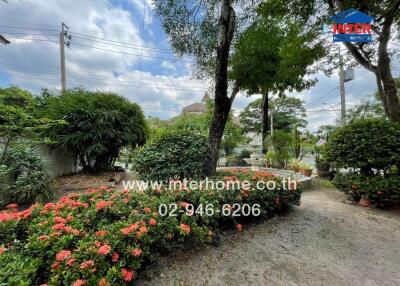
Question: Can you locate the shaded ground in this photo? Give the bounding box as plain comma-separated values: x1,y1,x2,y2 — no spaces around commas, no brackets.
138,179,400,286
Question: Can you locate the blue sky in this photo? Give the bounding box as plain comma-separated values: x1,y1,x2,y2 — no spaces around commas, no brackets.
0,0,398,131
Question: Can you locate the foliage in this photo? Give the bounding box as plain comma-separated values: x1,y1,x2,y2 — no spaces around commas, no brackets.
346,97,385,123
325,119,400,174
240,97,307,134
268,130,294,167
0,169,302,285
39,89,148,172
0,145,52,206
133,131,209,182
152,100,248,155
230,11,324,96
333,173,400,209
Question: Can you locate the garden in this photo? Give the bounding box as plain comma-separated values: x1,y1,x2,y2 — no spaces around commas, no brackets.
1,0,400,285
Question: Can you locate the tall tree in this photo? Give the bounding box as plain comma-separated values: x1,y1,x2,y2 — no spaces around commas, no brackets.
230,7,324,153
262,0,400,122
154,0,259,175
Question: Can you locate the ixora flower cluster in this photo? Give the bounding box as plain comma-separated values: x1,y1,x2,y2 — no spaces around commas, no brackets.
0,170,302,285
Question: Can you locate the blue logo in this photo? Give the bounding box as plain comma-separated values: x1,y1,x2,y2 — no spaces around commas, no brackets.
330,9,374,43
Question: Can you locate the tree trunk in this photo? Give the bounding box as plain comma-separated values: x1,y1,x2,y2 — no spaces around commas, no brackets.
0,137,10,165
261,92,269,154
204,0,236,176
377,15,400,122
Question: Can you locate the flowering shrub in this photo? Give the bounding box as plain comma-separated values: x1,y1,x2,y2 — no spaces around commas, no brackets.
333,173,400,208
0,170,301,285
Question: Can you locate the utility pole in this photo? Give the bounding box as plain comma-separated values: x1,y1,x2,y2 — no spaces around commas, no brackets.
60,22,71,92
339,53,346,126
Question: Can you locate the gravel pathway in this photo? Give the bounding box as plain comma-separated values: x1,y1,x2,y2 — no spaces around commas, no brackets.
138,181,400,286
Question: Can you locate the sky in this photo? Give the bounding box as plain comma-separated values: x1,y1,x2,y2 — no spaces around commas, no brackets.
0,0,399,132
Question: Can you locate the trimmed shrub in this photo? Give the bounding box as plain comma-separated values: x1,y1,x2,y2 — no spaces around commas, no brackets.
0,169,302,285
0,145,52,206
326,119,400,174
133,132,209,181
333,173,400,208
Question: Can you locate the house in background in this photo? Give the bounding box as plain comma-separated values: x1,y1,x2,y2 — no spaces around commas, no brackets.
179,92,262,165
0,35,10,45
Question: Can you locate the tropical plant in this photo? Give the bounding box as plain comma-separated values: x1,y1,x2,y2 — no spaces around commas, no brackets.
40,89,148,172
0,145,52,206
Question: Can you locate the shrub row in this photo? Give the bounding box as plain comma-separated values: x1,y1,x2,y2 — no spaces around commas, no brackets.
0,169,302,285
333,173,400,208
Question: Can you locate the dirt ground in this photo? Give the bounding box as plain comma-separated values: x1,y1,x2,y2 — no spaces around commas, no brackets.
137,180,400,286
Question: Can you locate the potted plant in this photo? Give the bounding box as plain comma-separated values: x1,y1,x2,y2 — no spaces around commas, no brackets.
288,158,301,173
299,162,313,177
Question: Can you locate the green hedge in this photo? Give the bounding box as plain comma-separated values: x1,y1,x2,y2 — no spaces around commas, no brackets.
0,169,302,285
326,119,400,174
132,131,209,181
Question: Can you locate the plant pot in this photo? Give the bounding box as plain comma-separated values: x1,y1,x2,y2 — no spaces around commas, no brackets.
317,169,330,178
301,169,312,177
359,198,371,207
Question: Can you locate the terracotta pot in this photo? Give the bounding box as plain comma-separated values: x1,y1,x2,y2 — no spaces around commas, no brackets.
301,169,312,177
359,198,371,207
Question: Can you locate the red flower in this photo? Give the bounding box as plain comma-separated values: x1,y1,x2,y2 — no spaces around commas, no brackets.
120,223,139,235
67,258,75,266
121,268,134,282
112,252,119,262
38,235,50,241
95,200,113,210
6,203,18,209
54,216,67,224
149,218,157,226
179,223,191,234
236,224,242,232
56,250,71,261
0,247,5,255
80,260,95,270
52,223,65,231
144,207,151,213
98,244,111,255
139,226,148,234
131,248,142,257
51,262,60,270
72,279,86,286
95,230,109,237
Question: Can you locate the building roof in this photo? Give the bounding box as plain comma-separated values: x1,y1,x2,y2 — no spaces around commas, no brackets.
182,102,207,113
0,34,10,45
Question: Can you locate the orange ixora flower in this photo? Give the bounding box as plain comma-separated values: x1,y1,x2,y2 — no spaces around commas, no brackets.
143,207,151,213
0,247,5,255
38,235,50,241
236,224,243,232
98,244,111,255
80,260,95,270
179,223,191,234
72,279,86,286
66,258,75,266
6,203,18,209
120,223,139,236
51,262,60,270
131,248,142,257
121,268,134,282
95,200,113,210
95,230,109,237
149,218,157,226
56,250,71,262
